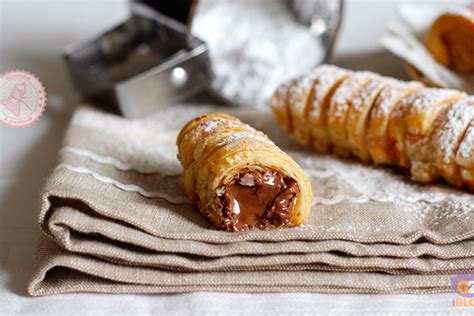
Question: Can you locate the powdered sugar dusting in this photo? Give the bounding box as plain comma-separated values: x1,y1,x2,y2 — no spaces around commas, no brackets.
371,80,422,118
216,132,274,148
393,88,466,136
289,75,315,112
396,88,464,116
311,65,350,104
202,120,219,132
331,72,378,118
193,0,325,106
197,117,241,133
350,77,386,113
270,81,292,112
293,153,474,207
456,120,474,166
405,200,472,227
435,97,474,164
308,65,350,121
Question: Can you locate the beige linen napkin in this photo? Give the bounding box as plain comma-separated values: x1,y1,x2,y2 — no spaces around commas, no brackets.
28,105,474,296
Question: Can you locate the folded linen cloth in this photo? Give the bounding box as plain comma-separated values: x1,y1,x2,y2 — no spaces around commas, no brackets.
29,105,474,296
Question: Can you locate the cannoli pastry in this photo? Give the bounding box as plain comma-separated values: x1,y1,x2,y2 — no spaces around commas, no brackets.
177,113,313,231
425,6,474,73
270,64,473,191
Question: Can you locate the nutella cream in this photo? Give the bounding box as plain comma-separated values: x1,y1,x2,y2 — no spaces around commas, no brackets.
216,169,300,231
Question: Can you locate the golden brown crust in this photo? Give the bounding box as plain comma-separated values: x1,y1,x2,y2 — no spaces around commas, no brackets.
177,113,247,169
306,65,352,153
271,64,473,191
269,79,298,134
388,88,465,174
346,76,388,162
287,76,314,146
432,97,474,187
327,71,379,157
367,80,424,165
177,113,313,231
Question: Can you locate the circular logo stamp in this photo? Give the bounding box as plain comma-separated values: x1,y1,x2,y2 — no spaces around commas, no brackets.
0,70,47,128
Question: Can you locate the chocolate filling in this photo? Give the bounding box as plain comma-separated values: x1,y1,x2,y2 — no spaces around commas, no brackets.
216,169,300,231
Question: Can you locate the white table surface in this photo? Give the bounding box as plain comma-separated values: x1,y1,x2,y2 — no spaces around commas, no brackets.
0,0,472,315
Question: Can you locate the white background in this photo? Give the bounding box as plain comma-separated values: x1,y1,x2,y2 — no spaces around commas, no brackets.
0,0,472,315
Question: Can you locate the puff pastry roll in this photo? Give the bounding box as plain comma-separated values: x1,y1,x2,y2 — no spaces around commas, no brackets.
177,113,313,231
271,64,473,191
425,6,474,73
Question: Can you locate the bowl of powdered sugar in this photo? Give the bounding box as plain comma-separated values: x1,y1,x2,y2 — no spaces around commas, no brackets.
191,0,343,107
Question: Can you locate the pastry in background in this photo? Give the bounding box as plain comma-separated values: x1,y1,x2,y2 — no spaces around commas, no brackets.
177,113,313,232
270,64,473,191
425,6,474,73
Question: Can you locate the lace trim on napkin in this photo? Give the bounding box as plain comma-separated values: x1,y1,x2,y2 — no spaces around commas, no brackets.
55,163,191,205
